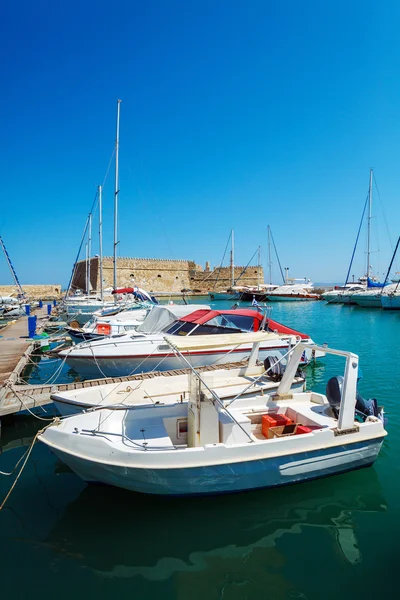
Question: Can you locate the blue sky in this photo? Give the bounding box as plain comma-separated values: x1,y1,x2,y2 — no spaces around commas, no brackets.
1,0,400,286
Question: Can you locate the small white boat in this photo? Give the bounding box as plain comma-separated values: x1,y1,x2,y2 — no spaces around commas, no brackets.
58,307,319,380
39,335,387,496
51,349,306,416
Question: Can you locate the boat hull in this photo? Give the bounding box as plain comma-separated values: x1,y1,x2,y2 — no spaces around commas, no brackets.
48,438,384,496
64,343,311,379
208,292,241,301
381,295,400,310
266,294,319,302
352,295,382,308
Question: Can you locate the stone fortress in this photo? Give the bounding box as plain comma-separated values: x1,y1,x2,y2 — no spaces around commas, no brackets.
71,256,264,294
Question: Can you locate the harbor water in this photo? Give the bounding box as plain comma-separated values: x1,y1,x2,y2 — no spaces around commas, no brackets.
0,299,399,600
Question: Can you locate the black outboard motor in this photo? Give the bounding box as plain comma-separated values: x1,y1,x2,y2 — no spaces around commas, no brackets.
326,375,380,421
264,356,284,382
263,355,304,382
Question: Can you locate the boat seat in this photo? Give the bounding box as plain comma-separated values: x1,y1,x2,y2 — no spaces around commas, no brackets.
285,404,332,428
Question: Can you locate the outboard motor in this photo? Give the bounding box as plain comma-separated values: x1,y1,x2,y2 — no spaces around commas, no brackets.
326,375,343,418
326,375,380,420
264,356,284,382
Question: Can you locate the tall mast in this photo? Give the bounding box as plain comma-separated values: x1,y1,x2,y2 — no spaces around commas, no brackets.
113,99,122,293
98,185,104,303
87,212,92,294
367,168,373,277
230,229,235,289
267,225,272,285
257,246,261,289
85,242,89,294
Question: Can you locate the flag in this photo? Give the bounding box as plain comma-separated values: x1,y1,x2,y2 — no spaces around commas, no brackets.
252,296,260,307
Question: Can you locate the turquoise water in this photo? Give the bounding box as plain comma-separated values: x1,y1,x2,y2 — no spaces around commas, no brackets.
1,300,399,599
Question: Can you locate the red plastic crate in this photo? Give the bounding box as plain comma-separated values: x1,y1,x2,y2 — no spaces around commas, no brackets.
295,425,312,435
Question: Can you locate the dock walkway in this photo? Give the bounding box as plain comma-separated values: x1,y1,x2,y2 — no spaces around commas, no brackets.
0,308,49,409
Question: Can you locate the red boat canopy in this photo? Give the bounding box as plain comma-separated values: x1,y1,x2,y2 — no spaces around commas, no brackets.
179,309,309,339
111,287,134,295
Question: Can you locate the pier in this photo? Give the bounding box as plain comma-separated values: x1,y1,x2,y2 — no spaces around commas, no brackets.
0,307,50,414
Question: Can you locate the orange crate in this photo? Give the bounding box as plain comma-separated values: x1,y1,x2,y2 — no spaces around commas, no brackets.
262,413,293,438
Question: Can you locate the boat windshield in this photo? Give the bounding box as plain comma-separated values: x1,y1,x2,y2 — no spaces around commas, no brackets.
164,315,253,336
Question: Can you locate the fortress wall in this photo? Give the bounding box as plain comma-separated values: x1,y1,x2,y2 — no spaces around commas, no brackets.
70,257,263,293
0,284,62,299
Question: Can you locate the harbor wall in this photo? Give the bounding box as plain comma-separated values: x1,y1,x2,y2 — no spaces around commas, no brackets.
0,284,62,300
70,257,264,293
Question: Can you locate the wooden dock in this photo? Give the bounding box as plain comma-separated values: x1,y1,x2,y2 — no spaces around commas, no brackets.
0,360,250,418
0,307,51,414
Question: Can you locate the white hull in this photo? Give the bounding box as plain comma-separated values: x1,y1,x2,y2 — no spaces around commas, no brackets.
64,341,307,380
267,295,318,302
47,437,383,495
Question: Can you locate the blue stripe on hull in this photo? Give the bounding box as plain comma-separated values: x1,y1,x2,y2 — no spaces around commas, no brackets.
54,438,384,496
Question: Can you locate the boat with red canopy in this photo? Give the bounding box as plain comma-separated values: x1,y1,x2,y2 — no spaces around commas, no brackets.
59,306,320,380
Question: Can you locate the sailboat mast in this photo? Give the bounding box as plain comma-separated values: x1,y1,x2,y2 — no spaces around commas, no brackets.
87,212,92,294
85,242,89,295
98,185,104,303
230,230,235,289
267,225,272,285
0,236,25,299
113,99,122,293
367,168,373,277
257,246,261,289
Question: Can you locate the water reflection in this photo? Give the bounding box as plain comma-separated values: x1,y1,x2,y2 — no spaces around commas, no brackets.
44,467,386,581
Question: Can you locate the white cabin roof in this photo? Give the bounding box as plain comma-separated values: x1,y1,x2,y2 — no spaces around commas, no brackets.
164,330,282,351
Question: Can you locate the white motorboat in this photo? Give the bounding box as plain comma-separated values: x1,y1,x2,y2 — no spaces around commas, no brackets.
65,300,159,343
266,281,320,302
322,284,366,304
58,307,320,380
39,335,387,496
51,342,306,416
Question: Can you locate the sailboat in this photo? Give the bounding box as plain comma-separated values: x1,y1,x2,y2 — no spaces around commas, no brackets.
62,101,155,325
323,169,384,306
208,230,241,301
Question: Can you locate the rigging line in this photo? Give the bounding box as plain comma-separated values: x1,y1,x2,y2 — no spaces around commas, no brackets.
213,232,231,291
344,194,369,286
381,236,400,294
234,247,259,285
270,229,285,284
64,213,91,299
101,147,116,189
372,171,399,274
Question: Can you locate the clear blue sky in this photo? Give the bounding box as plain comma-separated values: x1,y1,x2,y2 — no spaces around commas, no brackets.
1,0,400,287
